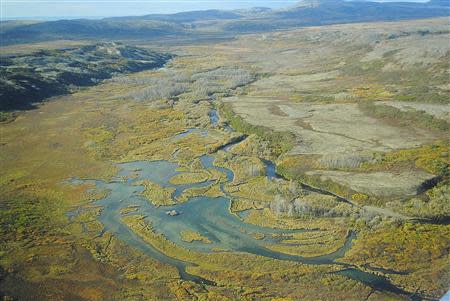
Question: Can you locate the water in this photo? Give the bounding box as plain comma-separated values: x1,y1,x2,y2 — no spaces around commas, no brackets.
209,108,234,132
68,135,415,298
209,109,219,126
70,158,321,284
172,128,208,140
261,158,279,180
200,154,233,182
75,159,318,255
216,135,247,152
334,269,422,301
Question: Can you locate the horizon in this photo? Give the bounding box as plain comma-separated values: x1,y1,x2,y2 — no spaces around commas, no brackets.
1,0,431,21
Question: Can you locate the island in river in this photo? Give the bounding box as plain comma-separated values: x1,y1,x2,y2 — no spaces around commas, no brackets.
0,16,449,301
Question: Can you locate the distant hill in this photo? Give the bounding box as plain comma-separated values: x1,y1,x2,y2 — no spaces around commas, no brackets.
106,9,243,22
0,43,173,110
427,0,450,6
1,19,185,45
225,0,450,32
0,20,43,33
1,0,449,45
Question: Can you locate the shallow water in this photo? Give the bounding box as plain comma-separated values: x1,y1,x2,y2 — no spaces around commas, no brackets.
71,157,355,285
80,159,319,255
261,158,279,180
69,144,413,297
209,108,234,132
209,109,219,126
172,128,208,140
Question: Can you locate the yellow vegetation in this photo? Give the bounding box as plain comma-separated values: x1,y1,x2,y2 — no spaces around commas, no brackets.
169,171,210,185
180,230,212,244
138,180,176,206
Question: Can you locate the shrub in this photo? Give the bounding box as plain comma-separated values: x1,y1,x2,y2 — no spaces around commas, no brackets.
191,67,254,89
270,194,357,218
220,103,296,156
359,101,449,132
131,83,188,101
319,153,373,169
0,111,14,123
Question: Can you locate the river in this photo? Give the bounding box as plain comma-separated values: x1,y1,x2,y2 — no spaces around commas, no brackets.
67,111,421,300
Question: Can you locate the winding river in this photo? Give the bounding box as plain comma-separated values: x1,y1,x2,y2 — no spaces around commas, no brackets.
68,110,421,300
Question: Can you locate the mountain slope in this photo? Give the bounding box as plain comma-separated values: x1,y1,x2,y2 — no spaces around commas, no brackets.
0,43,173,110
1,19,185,45
106,9,243,22
225,0,450,32
1,0,449,45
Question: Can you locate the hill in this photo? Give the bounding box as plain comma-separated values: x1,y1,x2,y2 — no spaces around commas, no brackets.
1,0,448,45
0,42,173,110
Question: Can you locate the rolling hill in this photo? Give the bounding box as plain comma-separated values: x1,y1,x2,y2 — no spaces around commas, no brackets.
1,0,448,45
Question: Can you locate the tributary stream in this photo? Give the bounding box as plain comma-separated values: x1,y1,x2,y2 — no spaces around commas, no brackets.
69,111,421,300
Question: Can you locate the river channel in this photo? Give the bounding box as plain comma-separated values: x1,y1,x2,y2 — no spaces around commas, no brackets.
68,109,420,300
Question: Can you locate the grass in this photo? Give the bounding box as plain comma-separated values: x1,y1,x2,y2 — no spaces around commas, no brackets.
394,86,449,104
220,103,296,157
243,208,349,231
225,177,278,203
384,182,450,220
214,153,265,183
341,222,450,297
138,180,176,206
277,158,356,200
360,140,449,176
266,228,348,257
180,230,212,244
120,214,380,301
1,19,449,300
0,75,218,299
169,171,209,185
176,183,223,203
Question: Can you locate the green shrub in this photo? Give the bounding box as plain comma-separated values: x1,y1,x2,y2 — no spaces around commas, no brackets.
359,102,449,132
220,103,296,156
0,111,15,123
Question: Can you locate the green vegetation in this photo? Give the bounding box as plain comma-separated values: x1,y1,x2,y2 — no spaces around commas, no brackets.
121,215,392,301
278,158,355,200
1,16,449,301
359,101,449,132
267,228,348,257
221,103,296,156
394,86,449,104
342,222,450,297
361,140,449,176
0,112,15,123
0,196,61,242
215,154,264,183
386,182,450,220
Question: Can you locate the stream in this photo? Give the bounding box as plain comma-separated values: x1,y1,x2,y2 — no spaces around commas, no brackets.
68,109,421,300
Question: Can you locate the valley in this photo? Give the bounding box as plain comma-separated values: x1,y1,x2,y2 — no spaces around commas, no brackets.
0,11,449,301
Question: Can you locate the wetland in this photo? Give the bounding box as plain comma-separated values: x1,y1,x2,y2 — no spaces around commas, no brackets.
0,14,449,301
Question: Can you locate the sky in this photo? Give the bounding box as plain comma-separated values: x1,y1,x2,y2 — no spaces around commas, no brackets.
1,0,297,19
1,0,429,20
